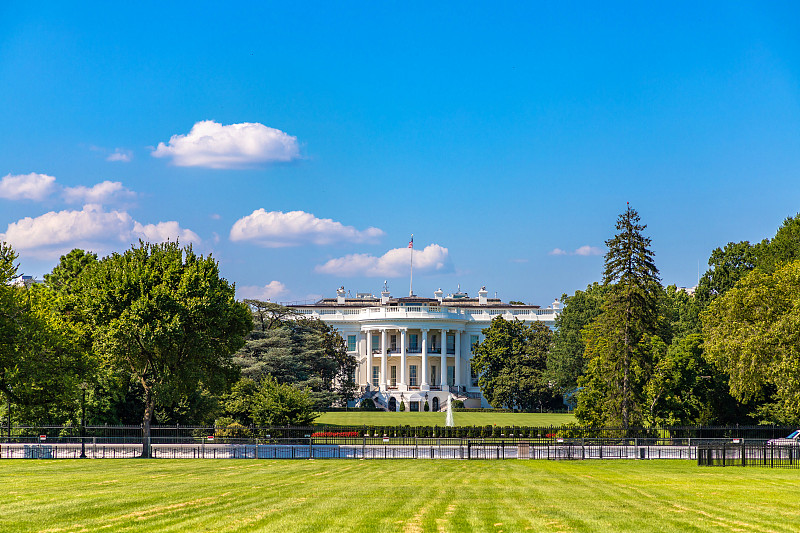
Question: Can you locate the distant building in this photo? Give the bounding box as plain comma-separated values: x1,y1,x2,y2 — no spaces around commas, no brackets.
11,275,43,288
287,287,560,411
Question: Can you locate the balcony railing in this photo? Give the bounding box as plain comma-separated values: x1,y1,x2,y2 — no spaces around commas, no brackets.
292,306,559,322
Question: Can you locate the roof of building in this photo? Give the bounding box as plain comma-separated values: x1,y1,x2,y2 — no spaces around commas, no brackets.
288,292,542,309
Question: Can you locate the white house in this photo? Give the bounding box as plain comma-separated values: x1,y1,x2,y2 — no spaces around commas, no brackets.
287,286,560,411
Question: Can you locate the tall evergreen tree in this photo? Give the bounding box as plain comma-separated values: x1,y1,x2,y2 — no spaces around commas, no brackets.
577,204,661,428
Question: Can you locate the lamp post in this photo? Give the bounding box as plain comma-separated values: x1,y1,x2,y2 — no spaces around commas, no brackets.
78,382,88,459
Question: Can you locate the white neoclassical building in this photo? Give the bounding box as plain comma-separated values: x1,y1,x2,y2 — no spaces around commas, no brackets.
288,286,560,411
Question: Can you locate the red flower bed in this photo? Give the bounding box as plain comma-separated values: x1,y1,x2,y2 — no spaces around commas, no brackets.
310,431,360,438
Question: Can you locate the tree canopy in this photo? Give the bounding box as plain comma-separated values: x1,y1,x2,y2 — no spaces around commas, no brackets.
472,316,556,411
75,241,251,456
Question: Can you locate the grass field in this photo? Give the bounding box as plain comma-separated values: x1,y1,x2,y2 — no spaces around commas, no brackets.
2,460,798,532
315,411,576,427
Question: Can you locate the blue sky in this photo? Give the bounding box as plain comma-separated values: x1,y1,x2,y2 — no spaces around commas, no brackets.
1,2,799,305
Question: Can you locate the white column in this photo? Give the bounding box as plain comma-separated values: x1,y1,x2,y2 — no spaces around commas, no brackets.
400,329,407,391
421,329,429,390
380,329,388,390
440,328,447,390
366,330,373,390
454,330,462,389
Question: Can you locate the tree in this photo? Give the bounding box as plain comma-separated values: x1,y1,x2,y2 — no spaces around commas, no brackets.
576,205,661,428
471,316,555,411
0,243,88,423
694,241,757,307
44,249,98,294
546,283,608,395
250,376,318,426
702,260,800,424
75,241,251,457
234,301,357,409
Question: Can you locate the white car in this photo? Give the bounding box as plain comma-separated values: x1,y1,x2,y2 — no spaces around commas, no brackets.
767,430,800,445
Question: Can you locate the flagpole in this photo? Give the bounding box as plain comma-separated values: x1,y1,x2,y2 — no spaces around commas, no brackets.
409,234,414,297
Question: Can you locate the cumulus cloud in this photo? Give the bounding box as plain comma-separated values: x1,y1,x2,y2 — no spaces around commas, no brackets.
107,148,133,162
0,204,199,259
63,181,136,204
549,245,603,256
230,209,384,247
315,244,452,277
0,173,57,201
237,281,289,301
151,120,300,169
132,221,201,244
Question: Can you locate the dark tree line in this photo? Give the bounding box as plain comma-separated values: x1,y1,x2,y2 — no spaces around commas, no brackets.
0,241,356,455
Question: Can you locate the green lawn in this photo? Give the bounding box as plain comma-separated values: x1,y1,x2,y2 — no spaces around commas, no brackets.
2,459,798,532
315,411,576,427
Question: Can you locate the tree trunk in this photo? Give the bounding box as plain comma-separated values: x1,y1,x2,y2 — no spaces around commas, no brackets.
140,384,155,458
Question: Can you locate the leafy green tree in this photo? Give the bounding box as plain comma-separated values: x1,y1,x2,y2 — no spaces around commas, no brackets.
472,316,555,411
251,376,318,426
234,301,357,408
755,213,800,274
44,249,98,294
695,241,757,307
0,243,88,424
546,283,607,394
576,205,661,428
75,241,251,456
702,260,800,424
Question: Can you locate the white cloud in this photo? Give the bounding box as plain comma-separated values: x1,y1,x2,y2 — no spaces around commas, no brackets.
230,209,384,247
237,281,289,301
1,204,199,259
510,258,530,263
151,120,300,169
0,173,57,201
210,213,221,220
107,148,133,162
63,181,136,204
549,245,603,256
575,245,603,256
315,244,452,277
132,221,201,245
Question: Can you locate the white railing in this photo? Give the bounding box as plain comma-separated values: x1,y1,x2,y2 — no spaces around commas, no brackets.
291,306,559,323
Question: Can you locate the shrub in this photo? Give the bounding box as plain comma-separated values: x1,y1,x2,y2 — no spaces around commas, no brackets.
423,401,430,412
452,400,465,409
360,398,376,411
399,401,406,412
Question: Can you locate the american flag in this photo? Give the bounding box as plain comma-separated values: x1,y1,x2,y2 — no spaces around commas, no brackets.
408,236,413,248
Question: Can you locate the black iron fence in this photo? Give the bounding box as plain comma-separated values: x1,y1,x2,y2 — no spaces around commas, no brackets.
0,438,699,460
0,424,795,445
698,443,800,468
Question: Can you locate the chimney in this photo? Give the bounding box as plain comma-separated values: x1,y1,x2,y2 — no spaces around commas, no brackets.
478,286,488,305
552,298,561,311
434,288,444,303
381,289,391,304
336,286,346,304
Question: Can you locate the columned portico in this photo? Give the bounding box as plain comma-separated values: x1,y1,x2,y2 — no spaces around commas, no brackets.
421,329,429,390
454,330,462,389
380,329,388,390
366,330,373,389
400,328,407,391
440,328,447,391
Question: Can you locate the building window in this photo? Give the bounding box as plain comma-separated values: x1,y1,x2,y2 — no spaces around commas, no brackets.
372,335,380,353
409,365,417,387
447,334,455,354
448,365,455,386
390,365,397,387
372,366,379,388
430,365,437,386
470,335,479,352
471,365,479,387
431,334,438,351
410,401,420,412
409,334,419,352
390,334,397,351
347,335,356,352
